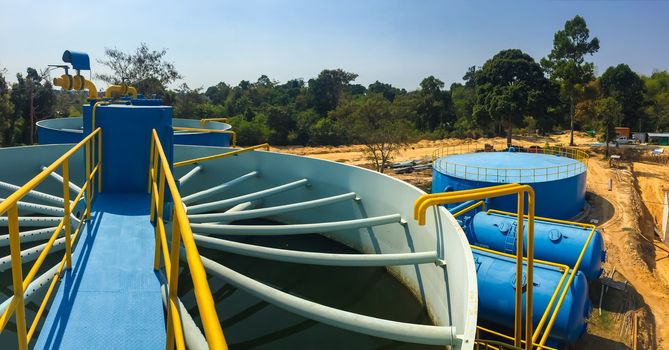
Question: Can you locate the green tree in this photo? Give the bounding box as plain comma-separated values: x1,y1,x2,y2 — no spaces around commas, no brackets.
307,69,358,115
643,71,669,131
97,43,182,97
266,105,296,144
368,81,404,102
172,83,204,118
334,94,412,173
0,69,15,146
600,64,645,130
474,49,555,146
595,97,623,157
542,15,600,145
415,76,454,132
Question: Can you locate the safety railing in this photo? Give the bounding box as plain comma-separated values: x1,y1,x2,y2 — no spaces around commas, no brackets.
148,129,227,350
0,127,102,350
414,183,536,350
173,143,270,168
431,142,589,183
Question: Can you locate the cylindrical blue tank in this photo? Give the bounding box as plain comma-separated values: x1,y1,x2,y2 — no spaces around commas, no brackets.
466,212,605,280
432,150,587,219
474,249,591,344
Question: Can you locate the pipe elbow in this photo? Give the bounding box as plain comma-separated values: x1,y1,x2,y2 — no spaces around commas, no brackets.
84,79,98,99
105,85,138,99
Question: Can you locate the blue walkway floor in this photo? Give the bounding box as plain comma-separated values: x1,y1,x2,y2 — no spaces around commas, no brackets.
35,193,166,350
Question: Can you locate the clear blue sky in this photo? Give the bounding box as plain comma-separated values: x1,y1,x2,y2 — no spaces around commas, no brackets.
1,0,668,90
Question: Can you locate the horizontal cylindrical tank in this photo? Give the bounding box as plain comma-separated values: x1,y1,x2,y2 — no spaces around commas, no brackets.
474,249,590,344
466,212,605,280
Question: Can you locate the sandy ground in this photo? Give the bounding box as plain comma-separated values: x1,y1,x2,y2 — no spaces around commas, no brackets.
272,132,669,349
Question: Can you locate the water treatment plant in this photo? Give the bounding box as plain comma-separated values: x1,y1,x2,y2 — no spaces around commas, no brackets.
0,51,617,350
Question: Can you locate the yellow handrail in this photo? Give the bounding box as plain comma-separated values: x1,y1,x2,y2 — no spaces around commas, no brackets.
414,183,535,350
149,129,228,350
173,143,270,168
172,126,238,147
200,117,229,125
0,128,102,349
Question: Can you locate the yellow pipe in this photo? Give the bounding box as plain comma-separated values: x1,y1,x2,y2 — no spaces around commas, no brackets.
8,204,28,350
173,127,237,147
174,143,270,168
414,183,519,220
104,85,138,99
152,130,227,349
53,74,98,99
415,184,527,225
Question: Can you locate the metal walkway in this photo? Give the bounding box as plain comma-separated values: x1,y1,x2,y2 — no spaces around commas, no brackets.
34,193,165,350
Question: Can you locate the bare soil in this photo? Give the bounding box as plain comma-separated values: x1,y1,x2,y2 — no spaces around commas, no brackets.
271,132,669,350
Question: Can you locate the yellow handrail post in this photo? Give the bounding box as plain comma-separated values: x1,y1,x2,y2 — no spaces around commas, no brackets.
525,190,535,350
148,134,156,193
63,159,72,269
514,192,524,348
85,140,91,220
98,130,102,193
166,208,184,350
8,204,28,350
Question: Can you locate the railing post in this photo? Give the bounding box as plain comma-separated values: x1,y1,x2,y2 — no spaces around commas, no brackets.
514,192,524,348
85,139,91,220
98,130,102,193
525,189,535,350
166,208,183,350
63,159,72,269
148,134,156,193
8,204,28,350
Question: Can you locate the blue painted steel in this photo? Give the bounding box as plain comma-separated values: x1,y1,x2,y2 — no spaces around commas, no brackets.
34,194,166,349
466,212,605,280
61,50,90,70
447,200,479,215
474,249,590,344
432,153,587,219
174,131,230,147
37,126,82,144
83,103,173,193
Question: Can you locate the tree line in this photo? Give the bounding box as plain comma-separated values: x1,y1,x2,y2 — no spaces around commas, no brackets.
1,16,668,156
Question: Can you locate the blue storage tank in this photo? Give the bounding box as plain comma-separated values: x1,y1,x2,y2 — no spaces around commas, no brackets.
432,149,588,220
466,212,605,280
474,249,591,344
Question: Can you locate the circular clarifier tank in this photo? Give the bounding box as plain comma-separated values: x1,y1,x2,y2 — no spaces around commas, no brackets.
432,148,588,219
